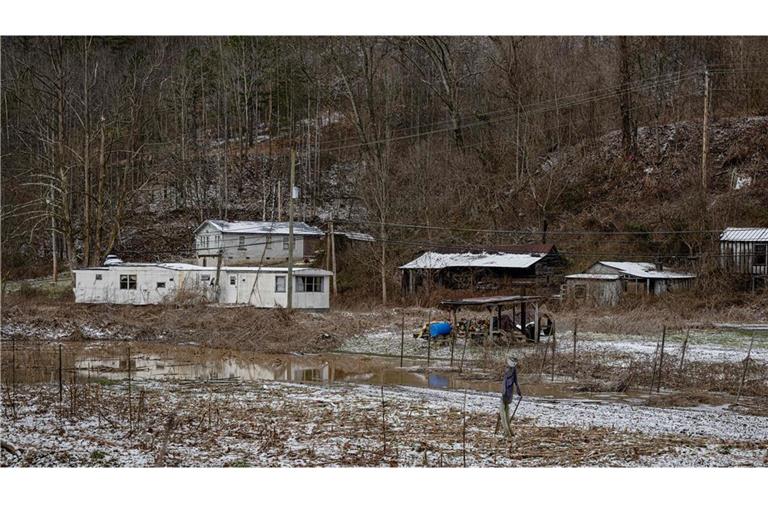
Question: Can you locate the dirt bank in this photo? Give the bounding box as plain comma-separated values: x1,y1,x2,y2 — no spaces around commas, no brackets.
0,299,414,352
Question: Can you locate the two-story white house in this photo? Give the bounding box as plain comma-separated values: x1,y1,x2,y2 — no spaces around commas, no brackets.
194,220,325,266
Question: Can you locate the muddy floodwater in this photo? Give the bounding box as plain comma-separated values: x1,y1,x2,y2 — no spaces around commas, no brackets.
5,341,667,406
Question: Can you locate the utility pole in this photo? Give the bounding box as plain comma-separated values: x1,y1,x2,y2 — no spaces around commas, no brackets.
287,149,296,311
330,218,337,295
701,69,711,203
515,101,521,182
49,187,58,283
700,68,712,264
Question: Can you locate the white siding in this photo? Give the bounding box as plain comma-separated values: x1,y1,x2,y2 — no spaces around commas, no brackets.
75,265,330,310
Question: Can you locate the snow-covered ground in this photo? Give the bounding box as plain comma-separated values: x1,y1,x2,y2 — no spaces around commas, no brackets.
340,328,768,365
3,379,765,467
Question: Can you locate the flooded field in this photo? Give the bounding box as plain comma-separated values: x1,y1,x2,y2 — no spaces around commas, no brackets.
2,327,767,467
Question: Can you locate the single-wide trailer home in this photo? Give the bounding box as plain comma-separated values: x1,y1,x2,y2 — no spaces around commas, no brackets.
73,261,332,309
194,220,324,266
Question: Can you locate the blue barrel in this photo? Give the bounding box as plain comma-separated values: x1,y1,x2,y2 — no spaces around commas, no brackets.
429,321,452,337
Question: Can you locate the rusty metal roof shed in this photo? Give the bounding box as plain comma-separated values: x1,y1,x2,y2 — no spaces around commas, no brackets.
720,227,768,242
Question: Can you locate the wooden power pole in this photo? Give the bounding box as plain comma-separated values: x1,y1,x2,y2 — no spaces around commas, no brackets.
701,69,711,203
287,149,296,311
329,218,337,295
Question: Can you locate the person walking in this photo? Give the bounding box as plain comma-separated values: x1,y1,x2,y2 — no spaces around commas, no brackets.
499,355,522,437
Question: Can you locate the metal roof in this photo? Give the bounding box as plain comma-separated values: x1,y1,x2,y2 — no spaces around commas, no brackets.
720,227,768,242
440,295,545,308
195,220,324,236
76,262,332,276
399,251,546,270
565,273,621,280
597,261,696,279
335,231,376,242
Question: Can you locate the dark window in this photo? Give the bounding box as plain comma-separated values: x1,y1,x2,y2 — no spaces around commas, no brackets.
275,276,286,293
755,244,767,266
282,236,290,250
120,274,137,290
157,282,166,289
229,275,237,286
238,235,246,250
574,284,586,299
95,274,102,281
297,276,323,293
201,275,210,282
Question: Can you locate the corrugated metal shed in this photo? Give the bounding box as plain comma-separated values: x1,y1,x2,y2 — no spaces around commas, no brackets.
720,227,768,242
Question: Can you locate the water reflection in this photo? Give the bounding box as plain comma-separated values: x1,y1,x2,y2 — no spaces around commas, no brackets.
72,352,498,392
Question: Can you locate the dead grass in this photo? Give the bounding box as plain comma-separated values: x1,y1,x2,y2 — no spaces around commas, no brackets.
6,380,760,467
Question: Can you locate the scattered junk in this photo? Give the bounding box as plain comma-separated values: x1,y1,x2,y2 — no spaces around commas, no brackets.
439,295,552,343
564,261,696,306
399,244,565,295
73,257,333,309
194,219,324,266
413,320,453,340
719,227,768,291
731,171,753,190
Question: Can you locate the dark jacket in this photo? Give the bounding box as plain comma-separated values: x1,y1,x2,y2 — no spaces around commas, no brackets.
502,366,521,404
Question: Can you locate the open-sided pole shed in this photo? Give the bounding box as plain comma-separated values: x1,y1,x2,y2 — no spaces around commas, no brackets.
439,295,546,342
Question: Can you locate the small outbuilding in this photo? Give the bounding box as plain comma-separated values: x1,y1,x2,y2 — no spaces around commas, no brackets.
719,227,768,291
399,244,564,295
565,261,695,306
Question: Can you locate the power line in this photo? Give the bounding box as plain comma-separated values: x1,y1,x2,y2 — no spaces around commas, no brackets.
336,218,728,237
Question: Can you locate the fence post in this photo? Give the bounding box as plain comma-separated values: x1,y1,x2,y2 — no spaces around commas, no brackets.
400,311,405,368
460,329,468,374
11,339,16,394
679,328,690,372
450,309,457,367
128,345,132,428
572,318,578,378
58,344,63,403
736,332,756,405
657,325,666,392
462,388,467,468
550,321,557,382
381,384,386,455
426,310,432,369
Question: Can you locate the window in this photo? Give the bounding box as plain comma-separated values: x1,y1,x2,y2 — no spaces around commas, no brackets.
229,275,237,286
169,277,174,282
282,236,290,250
95,274,103,281
296,276,323,293
157,282,166,289
275,276,286,293
755,243,767,266
120,274,137,290
201,275,211,282
573,284,586,299
238,236,246,250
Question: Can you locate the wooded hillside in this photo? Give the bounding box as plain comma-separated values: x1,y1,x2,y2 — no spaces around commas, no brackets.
2,36,768,300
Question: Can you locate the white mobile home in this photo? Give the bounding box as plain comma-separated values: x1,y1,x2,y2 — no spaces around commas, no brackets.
194,220,324,266
73,261,332,310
